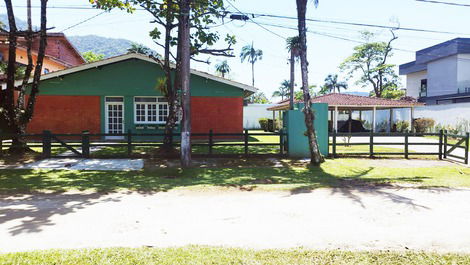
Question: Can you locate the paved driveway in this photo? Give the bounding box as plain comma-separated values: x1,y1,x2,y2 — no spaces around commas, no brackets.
2,188,470,253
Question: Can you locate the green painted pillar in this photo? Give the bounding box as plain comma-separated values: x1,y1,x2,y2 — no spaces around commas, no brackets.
285,103,328,157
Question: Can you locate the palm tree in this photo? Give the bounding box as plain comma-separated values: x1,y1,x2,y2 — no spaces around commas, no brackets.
127,43,152,55
215,60,231,78
286,36,301,109
323,74,348,93
296,0,324,165
240,42,263,86
272,80,290,101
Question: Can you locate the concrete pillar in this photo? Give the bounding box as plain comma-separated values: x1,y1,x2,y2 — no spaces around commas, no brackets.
372,107,376,133
410,107,415,133
389,108,394,133
334,106,338,133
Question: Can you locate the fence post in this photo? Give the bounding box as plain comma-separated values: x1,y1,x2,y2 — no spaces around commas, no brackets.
332,130,337,158
443,130,448,159
208,129,213,155
127,129,132,156
244,129,249,155
438,130,443,160
465,132,469,164
279,128,284,155
42,130,51,158
81,131,90,158
369,130,374,158
0,132,3,157
404,132,409,159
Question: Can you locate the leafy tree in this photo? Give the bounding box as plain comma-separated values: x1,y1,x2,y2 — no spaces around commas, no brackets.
296,0,324,165
323,74,348,94
0,0,48,153
82,51,105,63
91,0,235,167
249,92,269,104
215,60,230,78
127,42,154,56
286,36,301,109
294,85,317,101
240,43,263,86
372,86,405,99
272,80,290,101
340,31,399,98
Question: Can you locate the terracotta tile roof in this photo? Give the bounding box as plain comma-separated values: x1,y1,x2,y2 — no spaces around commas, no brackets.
268,93,424,111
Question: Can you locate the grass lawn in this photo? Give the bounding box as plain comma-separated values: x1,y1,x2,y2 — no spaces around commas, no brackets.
1,158,469,194
1,246,469,265
425,135,466,145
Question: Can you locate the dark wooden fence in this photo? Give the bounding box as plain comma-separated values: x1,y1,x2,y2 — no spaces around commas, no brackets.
329,130,469,164
0,129,286,158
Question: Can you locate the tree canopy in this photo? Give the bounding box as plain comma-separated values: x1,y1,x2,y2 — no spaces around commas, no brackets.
340,31,399,98
82,51,105,63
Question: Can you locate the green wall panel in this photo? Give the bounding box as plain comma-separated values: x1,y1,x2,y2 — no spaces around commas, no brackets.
37,58,246,134
285,103,329,157
37,59,243,97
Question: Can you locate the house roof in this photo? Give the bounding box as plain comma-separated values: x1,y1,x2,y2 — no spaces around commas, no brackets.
0,32,85,66
32,53,258,95
399,38,470,75
267,93,424,111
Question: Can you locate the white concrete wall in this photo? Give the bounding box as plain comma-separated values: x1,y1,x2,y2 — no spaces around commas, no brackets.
243,104,277,129
427,55,458,97
414,102,470,130
457,54,470,91
406,70,427,98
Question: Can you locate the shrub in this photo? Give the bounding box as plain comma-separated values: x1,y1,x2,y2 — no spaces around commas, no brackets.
395,120,409,133
413,118,435,133
259,118,268,131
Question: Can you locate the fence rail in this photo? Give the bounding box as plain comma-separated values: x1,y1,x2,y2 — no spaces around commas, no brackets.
0,129,286,158
329,130,469,164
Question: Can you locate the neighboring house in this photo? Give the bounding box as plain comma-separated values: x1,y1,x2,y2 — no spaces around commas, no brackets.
0,32,85,74
399,38,470,105
25,53,256,136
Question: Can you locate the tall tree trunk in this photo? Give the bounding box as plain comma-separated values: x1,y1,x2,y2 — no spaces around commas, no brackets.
179,0,192,168
162,0,178,149
289,50,295,109
251,61,255,87
3,0,48,153
296,0,324,165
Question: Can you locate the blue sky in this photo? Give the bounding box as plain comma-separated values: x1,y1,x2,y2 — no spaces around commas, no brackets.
6,0,470,101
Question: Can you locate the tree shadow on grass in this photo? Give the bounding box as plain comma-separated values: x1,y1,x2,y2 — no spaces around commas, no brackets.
0,158,458,235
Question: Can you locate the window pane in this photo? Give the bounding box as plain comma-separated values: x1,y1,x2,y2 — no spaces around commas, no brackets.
147,104,157,122
135,97,157,103
136,104,146,122
158,103,169,122
106,97,124,102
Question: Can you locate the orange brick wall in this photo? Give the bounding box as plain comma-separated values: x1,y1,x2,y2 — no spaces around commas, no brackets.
191,97,243,134
27,95,101,134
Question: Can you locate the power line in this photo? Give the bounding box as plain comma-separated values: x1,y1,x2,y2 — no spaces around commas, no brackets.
59,11,107,32
228,11,470,36
415,0,470,7
5,4,470,36
225,0,286,40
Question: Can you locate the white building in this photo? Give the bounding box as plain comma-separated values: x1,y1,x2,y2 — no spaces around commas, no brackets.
399,38,470,105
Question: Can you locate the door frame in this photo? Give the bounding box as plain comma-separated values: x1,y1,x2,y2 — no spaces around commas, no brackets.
104,96,125,140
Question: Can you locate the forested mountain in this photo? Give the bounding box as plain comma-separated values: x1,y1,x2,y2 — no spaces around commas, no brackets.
0,15,148,58
67,35,135,58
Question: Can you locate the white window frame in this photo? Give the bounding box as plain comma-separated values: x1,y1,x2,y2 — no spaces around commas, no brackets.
134,96,169,124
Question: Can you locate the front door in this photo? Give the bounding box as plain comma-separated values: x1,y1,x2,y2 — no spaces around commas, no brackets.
105,97,124,139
